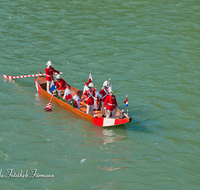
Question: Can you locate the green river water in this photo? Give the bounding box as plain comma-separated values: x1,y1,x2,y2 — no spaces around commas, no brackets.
0,0,200,189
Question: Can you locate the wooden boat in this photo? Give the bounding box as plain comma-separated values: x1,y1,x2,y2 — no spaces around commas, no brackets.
34,76,132,127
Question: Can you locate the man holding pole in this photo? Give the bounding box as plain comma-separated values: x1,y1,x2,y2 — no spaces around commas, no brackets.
45,61,60,94
99,81,109,117
84,83,95,115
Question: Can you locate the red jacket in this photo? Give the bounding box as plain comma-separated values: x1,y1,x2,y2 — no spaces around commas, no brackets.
84,89,95,105
45,67,60,81
104,95,118,111
55,78,67,90
99,87,109,102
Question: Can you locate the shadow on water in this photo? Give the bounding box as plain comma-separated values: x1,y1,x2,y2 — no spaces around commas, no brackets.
88,119,151,145
102,113,152,133
125,120,151,133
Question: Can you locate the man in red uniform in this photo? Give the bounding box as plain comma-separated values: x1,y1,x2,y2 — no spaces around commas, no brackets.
103,86,118,118
45,61,60,94
55,74,68,96
84,83,95,115
99,81,109,117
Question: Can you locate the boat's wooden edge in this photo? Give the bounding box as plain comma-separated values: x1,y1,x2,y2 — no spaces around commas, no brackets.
34,76,132,127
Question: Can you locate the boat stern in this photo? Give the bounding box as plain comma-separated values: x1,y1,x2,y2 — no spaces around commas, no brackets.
93,117,131,127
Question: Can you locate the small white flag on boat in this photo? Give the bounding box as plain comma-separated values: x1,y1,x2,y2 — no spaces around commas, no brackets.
88,71,93,84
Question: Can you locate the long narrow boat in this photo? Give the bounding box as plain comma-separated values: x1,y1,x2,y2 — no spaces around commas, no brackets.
34,76,132,127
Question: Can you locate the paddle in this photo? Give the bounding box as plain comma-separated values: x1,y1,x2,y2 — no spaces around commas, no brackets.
44,94,54,112
2,72,63,80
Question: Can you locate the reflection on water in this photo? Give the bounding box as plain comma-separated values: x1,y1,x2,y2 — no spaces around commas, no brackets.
102,128,122,145
34,93,41,101
97,166,128,171
89,125,129,145
3,78,15,83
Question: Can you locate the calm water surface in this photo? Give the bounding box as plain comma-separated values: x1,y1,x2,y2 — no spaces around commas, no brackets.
0,0,200,189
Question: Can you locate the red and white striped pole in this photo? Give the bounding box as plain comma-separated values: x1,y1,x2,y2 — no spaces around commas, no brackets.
2,72,62,80
45,94,54,111
94,86,98,117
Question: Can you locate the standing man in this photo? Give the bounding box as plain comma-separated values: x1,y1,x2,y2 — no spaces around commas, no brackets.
99,81,109,117
84,83,95,115
55,74,68,96
45,61,60,94
103,86,118,118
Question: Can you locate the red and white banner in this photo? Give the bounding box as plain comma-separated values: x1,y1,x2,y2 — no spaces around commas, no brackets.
88,71,93,84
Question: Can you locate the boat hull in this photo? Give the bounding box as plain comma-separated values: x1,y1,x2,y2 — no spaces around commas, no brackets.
34,77,131,127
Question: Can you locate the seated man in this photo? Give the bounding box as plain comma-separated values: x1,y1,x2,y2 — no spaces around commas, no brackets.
103,86,118,118
73,92,81,109
63,85,72,102
55,74,68,96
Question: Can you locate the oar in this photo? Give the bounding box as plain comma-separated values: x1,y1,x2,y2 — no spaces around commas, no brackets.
2,72,63,80
44,94,54,112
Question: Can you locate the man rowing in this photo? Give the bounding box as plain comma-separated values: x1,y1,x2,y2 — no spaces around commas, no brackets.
45,61,60,94
103,86,118,118
99,81,109,117
55,74,68,96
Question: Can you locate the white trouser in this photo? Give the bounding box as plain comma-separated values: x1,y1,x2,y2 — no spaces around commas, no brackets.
46,80,54,94
101,102,105,115
106,109,116,118
58,89,62,97
77,102,80,109
86,105,93,115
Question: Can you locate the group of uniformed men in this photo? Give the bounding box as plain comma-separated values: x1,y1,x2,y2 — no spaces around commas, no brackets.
45,61,118,118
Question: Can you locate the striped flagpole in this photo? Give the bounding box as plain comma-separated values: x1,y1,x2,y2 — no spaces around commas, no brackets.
124,95,129,117
2,72,62,80
95,86,98,117
126,95,129,116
